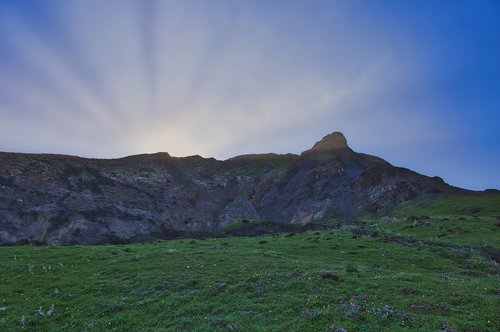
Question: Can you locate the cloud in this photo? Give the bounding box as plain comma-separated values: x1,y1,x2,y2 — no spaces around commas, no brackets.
0,0,498,189
1,1,402,156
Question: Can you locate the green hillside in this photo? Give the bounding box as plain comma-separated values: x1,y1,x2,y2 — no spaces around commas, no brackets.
0,194,499,331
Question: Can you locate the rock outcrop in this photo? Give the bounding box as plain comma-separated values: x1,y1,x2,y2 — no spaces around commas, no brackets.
0,132,467,245
301,132,352,156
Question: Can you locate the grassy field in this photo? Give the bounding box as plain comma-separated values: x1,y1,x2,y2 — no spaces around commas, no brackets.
374,193,500,248
0,194,499,331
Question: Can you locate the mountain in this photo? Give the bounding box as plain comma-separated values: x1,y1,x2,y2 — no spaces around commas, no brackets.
0,132,468,245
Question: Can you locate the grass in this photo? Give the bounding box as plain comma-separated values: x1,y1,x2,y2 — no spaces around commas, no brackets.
370,215,499,248
389,193,500,218
368,193,500,248
0,193,499,331
80,170,99,183
220,220,250,233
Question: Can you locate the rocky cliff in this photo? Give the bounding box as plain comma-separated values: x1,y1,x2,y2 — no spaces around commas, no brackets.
0,132,466,245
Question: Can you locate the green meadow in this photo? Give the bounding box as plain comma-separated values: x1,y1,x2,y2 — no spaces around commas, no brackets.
1,194,499,331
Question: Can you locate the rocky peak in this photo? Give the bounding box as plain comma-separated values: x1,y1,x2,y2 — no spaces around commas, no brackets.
301,132,352,156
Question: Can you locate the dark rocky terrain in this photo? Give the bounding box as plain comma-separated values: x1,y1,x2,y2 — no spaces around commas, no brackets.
0,132,467,245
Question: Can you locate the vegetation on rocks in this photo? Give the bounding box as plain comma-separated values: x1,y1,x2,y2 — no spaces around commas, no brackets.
0,132,465,245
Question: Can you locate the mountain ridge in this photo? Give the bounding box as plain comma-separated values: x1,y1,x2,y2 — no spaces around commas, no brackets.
0,131,472,245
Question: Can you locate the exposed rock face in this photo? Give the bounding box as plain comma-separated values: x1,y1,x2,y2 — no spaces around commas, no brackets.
0,132,466,245
301,132,352,156
217,195,261,228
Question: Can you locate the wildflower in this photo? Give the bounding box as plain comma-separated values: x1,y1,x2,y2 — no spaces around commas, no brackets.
37,307,45,317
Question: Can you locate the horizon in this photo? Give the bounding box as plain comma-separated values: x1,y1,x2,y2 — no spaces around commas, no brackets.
1,0,499,190
0,129,497,193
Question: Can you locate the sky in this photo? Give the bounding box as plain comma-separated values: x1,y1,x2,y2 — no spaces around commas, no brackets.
0,0,499,190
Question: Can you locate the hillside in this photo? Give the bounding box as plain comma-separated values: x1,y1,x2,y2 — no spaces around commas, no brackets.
0,194,498,331
0,132,468,245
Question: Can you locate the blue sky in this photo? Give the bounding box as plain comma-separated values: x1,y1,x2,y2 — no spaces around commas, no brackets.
0,0,499,190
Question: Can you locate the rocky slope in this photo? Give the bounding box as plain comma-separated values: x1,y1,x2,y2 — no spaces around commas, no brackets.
0,132,467,245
